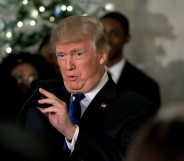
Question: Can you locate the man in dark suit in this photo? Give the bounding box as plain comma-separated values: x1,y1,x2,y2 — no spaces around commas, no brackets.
17,15,158,161
100,11,161,108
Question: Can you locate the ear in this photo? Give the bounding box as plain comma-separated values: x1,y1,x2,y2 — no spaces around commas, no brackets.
99,48,108,65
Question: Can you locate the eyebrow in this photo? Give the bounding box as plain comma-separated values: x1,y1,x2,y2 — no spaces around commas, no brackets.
70,48,86,53
56,48,86,54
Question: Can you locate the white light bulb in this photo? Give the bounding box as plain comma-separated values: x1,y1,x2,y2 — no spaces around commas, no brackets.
39,6,45,12
6,32,12,38
6,47,12,53
61,5,67,11
67,6,73,12
49,16,55,22
31,10,38,17
22,0,28,5
30,20,36,26
104,3,115,11
17,21,23,28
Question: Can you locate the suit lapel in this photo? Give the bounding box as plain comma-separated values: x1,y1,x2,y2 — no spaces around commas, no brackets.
79,77,117,127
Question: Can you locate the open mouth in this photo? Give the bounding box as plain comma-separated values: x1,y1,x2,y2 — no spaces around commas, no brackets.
66,75,79,81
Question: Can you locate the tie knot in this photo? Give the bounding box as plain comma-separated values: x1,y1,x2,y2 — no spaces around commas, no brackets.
72,93,85,102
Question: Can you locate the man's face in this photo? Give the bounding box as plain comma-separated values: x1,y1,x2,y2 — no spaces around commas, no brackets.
55,39,107,93
101,18,129,66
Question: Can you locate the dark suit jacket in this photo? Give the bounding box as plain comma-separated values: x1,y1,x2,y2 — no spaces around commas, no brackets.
117,61,161,108
17,76,158,161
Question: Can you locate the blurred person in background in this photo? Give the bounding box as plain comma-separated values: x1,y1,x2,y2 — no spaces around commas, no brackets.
0,121,57,161
125,103,184,161
100,11,161,108
0,52,60,122
38,33,61,79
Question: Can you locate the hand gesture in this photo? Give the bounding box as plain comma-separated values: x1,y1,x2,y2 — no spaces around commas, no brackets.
37,88,76,140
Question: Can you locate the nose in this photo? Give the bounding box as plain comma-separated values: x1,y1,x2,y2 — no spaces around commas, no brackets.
65,55,75,70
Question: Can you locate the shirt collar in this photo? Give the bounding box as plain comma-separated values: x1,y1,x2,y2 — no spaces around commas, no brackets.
108,58,126,83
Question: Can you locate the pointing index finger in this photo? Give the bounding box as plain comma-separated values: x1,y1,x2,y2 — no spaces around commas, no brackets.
39,87,55,98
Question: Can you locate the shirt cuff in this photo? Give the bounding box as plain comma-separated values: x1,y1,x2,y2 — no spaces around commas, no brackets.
65,125,79,152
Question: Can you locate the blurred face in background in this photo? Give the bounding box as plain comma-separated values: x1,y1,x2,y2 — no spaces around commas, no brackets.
11,63,39,93
101,18,130,67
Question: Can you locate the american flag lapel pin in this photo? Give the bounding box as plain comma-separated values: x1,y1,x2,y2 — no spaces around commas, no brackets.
100,103,107,108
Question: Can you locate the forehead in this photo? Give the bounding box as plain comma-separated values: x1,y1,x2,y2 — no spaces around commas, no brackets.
55,38,94,52
102,18,123,30
12,63,37,75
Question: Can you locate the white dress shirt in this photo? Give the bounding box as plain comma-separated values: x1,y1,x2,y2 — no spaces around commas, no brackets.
108,58,126,83
66,71,109,152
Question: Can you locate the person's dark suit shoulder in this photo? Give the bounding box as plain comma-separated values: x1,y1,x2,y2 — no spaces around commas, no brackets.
102,88,158,159
118,61,161,107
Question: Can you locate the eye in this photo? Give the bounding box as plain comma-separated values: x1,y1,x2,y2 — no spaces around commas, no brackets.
111,31,120,37
56,53,66,60
76,52,82,56
73,52,84,59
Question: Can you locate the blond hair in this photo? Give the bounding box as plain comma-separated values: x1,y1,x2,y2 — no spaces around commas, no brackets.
51,15,108,53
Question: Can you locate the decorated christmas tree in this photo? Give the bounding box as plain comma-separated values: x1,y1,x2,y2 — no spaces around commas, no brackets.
0,0,114,62
0,0,85,61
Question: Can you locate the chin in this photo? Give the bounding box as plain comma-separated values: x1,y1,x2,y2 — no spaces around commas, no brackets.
64,83,83,93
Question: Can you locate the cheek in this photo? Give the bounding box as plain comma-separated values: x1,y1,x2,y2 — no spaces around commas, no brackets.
80,61,99,78
112,38,122,46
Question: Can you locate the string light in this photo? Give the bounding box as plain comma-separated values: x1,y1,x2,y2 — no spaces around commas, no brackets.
104,3,115,11
31,9,39,18
17,21,23,28
67,6,73,12
39,6,45,12
6,31,12,39
61,5,67,11
0,0,86,62
30,20,36,26
6,47,12,54
49,16,55,22
22,0,28,5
